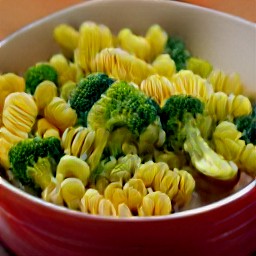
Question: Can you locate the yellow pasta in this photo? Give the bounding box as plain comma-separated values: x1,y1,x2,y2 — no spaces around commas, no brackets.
213,121,245,161
56,155,90,186
33,80,58,115
42,180,64,206
145,24,168,62
239,144,256,176
154,149,186,170
53,24,79,59
207,69,243,95
76,21,114,73
0,127,25,169
0,73,25,112
151,54,176,79
206,92,252,121
138,190,172,216
60,81,77,102
213,121,256,176
49,54,83,86
35,118,60,139
44,97,77,132
2,92,38,138
109,154,141,183
62,126,94,159
91,47,155,84
134,161,195,207
60,177,86,210
80,188,117,216
170,70,214,101
140,74,173,106
117,28,151,61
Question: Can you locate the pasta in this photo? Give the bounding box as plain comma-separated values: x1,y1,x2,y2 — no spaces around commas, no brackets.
53,24,79,59
44,97,77,132
140,74,173,106
33,80,58,115
213,121,256,176
207,69,243,95
49,54,83,86
170,70,214,101
117,28,151,61
91,47,155,84
75,21,114,74
206,92,252,121
0,20,255,218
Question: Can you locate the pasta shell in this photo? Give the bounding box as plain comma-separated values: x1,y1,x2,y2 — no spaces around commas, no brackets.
34,80,58,114
140,74,173,106
0,73,25,111
53,24,79,59
207,69,243,95
60,177,86,210
145,24,168,61
138,191,172,216
76,21,114,73
117,28,151,61
91,48,155,84
3,92,38,138
170,70,214,101
44,97,77,132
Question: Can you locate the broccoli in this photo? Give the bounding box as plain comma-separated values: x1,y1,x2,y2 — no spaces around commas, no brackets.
8,136,63,190
69,72,115,126
87,80,158,136
24,63,58,94
164,36,191,71
234,103,256,145
161,95,204,151
160,95,238,180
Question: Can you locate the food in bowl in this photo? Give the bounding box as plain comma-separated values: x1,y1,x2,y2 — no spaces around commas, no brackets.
0,1,255,255
0,19,255,217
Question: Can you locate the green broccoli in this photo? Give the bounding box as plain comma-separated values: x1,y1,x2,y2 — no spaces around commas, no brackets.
161,95,204,151
87,80,158,136
86,81,158,166
8,136,63,190
160,95,238,181
164,36,191,71
234,103,256,145
69,72,115,126
24,63,58,94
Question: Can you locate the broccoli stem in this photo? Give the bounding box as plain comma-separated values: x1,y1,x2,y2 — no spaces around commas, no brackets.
184,122,238,181
26,157,54,190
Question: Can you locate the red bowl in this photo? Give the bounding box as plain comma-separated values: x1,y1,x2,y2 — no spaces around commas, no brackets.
0,0,255,255
1,177,255,256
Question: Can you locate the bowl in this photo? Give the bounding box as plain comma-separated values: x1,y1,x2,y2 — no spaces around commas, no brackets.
0,0,255,255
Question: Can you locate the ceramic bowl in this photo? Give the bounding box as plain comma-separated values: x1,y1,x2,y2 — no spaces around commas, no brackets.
0,1,255,255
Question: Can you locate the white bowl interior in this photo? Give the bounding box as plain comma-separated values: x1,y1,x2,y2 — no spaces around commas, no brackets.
0,0,255,96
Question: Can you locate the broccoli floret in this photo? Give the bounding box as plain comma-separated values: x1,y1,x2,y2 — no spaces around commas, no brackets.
87,80,158,137
164,36,191,71
161,95,204,151
8,136,63,189
160,95,238,180
69,72,114,126
234,103,256,145
24,63,58,94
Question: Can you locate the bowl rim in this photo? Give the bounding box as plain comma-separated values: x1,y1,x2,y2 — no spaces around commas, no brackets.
0,0,255,222
1,176,255,222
